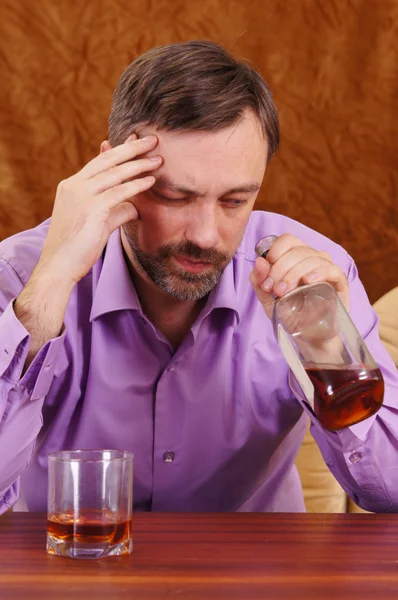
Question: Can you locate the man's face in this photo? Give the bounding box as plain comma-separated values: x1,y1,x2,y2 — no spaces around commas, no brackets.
122,109,268,301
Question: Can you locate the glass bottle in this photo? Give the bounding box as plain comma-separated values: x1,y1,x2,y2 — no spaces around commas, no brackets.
255,235,384,431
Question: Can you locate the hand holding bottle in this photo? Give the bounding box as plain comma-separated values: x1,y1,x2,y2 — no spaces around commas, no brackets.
249,233,350,319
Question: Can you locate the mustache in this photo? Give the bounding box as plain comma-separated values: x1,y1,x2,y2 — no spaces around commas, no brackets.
157,241,230,264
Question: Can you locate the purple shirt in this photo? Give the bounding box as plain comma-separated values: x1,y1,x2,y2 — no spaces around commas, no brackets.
0,211,397,514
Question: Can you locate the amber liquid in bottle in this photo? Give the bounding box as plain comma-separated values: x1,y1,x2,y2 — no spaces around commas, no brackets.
47,510,132,547
305,366,384,430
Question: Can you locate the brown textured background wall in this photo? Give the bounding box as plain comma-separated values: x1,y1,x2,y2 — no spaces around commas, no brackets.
0,0,397,303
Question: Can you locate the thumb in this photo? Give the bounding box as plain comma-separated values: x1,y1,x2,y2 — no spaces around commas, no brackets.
249,257,274,319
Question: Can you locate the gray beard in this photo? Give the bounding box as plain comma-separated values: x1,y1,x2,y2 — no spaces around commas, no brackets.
123,229,232,301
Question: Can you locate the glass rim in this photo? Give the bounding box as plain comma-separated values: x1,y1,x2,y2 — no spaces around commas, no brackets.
48,449,134,462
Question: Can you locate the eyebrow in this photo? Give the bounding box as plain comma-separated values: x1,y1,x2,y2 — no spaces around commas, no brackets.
154,175,261,197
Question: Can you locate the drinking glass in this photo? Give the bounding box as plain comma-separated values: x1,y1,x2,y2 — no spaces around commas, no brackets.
47,449,133,559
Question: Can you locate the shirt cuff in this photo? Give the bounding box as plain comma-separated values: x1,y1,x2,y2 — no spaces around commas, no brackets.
0,298,66,401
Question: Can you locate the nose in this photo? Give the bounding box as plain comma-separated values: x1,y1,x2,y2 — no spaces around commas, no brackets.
184,201,220,250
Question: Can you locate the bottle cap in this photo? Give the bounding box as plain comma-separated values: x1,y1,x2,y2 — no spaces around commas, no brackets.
255,235,278,259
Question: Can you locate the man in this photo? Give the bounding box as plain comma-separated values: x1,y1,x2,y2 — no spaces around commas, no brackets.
0,41,397,514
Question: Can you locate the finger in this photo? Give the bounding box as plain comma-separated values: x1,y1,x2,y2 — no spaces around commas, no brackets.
101,133,136,155
302,264,347,291
100,139,115,153
302,264,349,309
251,257,271,286
268,245,332,283
249,258,274,317
266,233,309,265
272,255,334,296
107,201,140,233
89,156,162,194
98,175,156,209
267,247,322,290
79,136,158,180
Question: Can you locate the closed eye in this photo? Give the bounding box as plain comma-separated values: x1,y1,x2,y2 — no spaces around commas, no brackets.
152,189,248,207
220,199,247,208
151,190,188,202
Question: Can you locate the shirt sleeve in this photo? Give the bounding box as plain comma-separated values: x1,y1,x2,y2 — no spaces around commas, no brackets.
0,259,66,513
290,258,398,512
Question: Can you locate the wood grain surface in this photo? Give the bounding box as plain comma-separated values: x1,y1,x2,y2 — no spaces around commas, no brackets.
1,512,398,599
0,0,397,303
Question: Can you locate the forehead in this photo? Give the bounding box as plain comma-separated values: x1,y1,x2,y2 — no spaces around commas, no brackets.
136,110,268,191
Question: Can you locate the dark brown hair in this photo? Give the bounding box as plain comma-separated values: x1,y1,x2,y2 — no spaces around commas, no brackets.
108,40,279,160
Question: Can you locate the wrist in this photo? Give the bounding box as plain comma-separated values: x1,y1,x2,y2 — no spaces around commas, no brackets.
33,255,78,294
15,261,75,319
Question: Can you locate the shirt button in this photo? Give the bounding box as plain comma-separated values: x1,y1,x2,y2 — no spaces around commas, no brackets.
163,451,175,463
168,364,176,372
349,451,362,464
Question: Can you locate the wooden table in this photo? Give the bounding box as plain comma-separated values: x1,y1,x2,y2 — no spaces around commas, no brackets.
1,512,398,599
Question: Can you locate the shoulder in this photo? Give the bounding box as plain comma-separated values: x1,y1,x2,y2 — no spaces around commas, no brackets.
0,219,51,284
236,211,354,273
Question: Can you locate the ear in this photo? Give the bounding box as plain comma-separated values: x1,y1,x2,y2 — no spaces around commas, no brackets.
100,140,112,153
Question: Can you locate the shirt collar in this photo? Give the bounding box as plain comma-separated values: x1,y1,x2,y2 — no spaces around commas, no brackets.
90,230,141,322
196,256,241,325
90,230,241,324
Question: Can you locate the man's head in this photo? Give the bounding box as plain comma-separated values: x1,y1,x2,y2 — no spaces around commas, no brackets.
107,41,280,301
